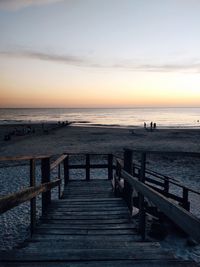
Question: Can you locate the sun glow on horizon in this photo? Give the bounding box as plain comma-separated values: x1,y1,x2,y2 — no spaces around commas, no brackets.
1,0,200,108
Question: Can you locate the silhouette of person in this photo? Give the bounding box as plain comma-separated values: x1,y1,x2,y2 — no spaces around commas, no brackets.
153,122,156,129
144,122,146,129
150,122,153,131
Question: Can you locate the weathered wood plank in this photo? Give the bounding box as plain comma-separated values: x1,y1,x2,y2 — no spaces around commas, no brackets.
0,248,175,261
40,218,132,224
21,241,160,251
0,179,61,214
30,234,139,242
34,228,136,235
122,169,200,242
0,260,197,267
50,155,68,171
35,223,135,230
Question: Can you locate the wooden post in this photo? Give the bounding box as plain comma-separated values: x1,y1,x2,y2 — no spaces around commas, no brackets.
164,179,169,197
86,154,90,181
182,187,190,211
139,152,146,240
58,164,61,199
64,156,69,185
124,149,133,211
30,159,36,236
108,154,113,180
41,157,51,216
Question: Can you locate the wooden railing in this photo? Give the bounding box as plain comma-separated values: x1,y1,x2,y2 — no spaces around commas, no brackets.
0,153,113,235
0,154,68,235
114,149,200,242
65,153,113,181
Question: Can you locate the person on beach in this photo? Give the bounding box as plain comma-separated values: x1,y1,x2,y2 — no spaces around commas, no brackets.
153,122,157,130
150,121,153,131
144,122,146,129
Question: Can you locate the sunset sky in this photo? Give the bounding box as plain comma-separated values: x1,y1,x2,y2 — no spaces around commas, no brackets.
1,0,200,108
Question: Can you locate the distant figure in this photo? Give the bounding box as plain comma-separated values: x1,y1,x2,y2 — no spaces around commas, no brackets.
153,122,157,129
150,121,153,131
144,122,146,129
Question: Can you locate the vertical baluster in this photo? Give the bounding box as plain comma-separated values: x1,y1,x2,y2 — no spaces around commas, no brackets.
64,156,69,185
58,163,61,199
164,179,169,197
139,152,146,240
86,154,90,181
108,154,113,180
30,159,36,236
182,187,190,211
124,149,133,211
41,157,51,216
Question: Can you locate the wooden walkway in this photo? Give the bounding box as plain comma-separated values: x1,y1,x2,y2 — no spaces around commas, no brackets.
0,179,197,266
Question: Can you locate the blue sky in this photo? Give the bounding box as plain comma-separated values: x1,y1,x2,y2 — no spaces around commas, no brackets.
1,0,200,107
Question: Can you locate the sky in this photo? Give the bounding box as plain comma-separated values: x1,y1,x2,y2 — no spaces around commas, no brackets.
0,0,200,108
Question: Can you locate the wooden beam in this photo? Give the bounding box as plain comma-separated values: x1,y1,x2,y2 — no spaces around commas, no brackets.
50,155,68,171
123,149,200,158
0,155,50,161
0,179,61,214
30,159,36,235
121,169,200,242
41,158,51,215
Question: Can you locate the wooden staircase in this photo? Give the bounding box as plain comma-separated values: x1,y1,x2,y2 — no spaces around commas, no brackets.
0,179,197,266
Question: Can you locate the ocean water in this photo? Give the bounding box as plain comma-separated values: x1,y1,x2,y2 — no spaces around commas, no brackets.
0,108,200,128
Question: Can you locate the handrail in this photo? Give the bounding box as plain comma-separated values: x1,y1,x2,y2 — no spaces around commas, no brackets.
0,178,61,214
0,155,51,161
123,149,200,158
121,169,200,242
50,155,68,171
114,155,200,196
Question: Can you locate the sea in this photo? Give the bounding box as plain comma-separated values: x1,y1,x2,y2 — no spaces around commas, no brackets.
0,107,200,128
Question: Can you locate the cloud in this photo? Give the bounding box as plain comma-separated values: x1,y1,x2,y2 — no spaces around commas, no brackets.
0,0,64,10
1,49,200,73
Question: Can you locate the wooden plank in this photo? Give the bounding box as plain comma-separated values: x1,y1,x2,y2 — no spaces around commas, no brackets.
40,218,132,225
50,155,68,171
35,223,135,230
30,159,36,235
46,211,129,216
22,241,160,250
0,248,175,261
34,228,136,235
124,149,200,158
43,214,130,220
41,158,51,215
47,207,128,212
0,179,61,214
122,169,200,242
0,260,197,267
0,155,50,162
30,234,139,242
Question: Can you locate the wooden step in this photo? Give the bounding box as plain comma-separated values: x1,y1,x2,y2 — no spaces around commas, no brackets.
0,260,197,267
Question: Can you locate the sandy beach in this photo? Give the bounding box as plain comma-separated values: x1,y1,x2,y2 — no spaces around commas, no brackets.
1,123,200,157
1,124,200,262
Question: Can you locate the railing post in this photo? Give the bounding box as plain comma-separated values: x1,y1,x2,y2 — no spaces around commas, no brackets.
124,149,133,212
64,156,69,185
139,152,146,240
108,154,113,180
182,187,190,211
41,157,51,216
30,159,36,236
164,179,169,197
58,164,61,199
86,154,90,181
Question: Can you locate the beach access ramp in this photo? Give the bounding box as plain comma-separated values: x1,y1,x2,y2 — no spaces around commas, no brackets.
0,151,199,266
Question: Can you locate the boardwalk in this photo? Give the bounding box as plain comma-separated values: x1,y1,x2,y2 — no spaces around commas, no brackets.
0,179,197,266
